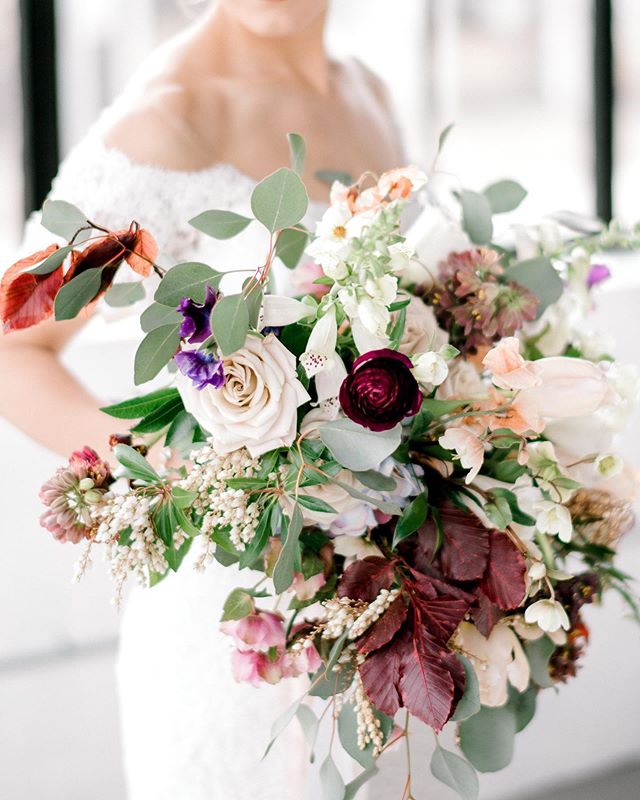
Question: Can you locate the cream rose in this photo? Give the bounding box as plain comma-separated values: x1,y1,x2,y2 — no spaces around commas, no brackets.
436,360,487,402
177,333,310,458
398,296,448,357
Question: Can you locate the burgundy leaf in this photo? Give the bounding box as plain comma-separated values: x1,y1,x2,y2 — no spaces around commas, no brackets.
419,503,490,582
471,593,504,637
416,595,470,644
0,245,64,332
443,650,467,711
357,595,408,655
397,624,455,732
338,556,395,602
480,530,526,610
409,567,476,604
358,633,404,717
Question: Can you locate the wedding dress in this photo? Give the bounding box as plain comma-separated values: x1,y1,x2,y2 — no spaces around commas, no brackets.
12,120,355,800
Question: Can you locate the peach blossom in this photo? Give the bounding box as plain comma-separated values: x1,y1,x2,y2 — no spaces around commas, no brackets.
439,427,485,484
483,337,540,391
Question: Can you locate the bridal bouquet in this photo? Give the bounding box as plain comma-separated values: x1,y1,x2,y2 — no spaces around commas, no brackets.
3,131,640,799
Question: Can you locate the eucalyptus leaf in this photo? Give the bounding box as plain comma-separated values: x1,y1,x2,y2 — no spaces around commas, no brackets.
319,755,346,800
459,705,517,773
263,696,303,759
352,470,397,492
134,324,181,385
319,419,402,472
287,132,306,175
460,190,494,245
275,226,309,269
114,444,161,484
343,766,379,800
504,257,563,318
524,635,555,689
437,122,455,157
297,495,338,515
272,504,304,593
243,281,264,328
483,179,527,214
26,244,73,275
430,742,479,800
140,302,182,332
338,703,375,769
316,169,354,187
210,293,250,355
41,199,88,241
102,388,180,419
251,167,309,232
296,704,319,763
104,281,146,308
189,209,253,239
54,268,104,321
328,474,401,517
451,656,481,722
154,262,222,306
508,684,537,733
221,588,255,621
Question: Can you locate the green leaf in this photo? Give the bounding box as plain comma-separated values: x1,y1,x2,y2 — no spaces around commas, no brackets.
460,190,494,245
484,498,512,531
431,742,479,800
525,635,555,689
319,419,402,472
437,122,455,157
326,628,350,673
451,656,481,722
352,470,397,492
251,167,309,233
26,244,74,276
101,388,180,419
296,495,338,515
315,169,354,187
165,410,199,451
483,179,527,214
287,132,306,175
171,487,197,508
243,281,264,329
131,395,185,433
508,684,537,733
153,499,179,546
504,257,563,318
54,268,103,321
189,209,253,240
41,199,87,240
422,397,467,417
275,226,309,269
392,492,428,548
104,281,146,308
165,536,193,572
134,324,181,385
263,696,304,759
459,705,517,773
154,262,222,306
221,588,255,621
296,704,319,763
140,302,182,332
114,444,161,484
490,488,536,526
327,473,401,517
343,766,379,800
272,504,304,593
210,294,250,355
319,755,346,800
338,703,375,768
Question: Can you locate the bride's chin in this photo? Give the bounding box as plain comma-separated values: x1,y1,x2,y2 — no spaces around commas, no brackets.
218,0,328,38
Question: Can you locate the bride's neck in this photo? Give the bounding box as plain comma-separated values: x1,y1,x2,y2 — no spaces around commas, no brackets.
195,7,330,93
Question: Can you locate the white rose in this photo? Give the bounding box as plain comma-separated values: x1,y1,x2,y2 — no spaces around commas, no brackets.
398,296,448,356
177,333,309,458
436,360,487,402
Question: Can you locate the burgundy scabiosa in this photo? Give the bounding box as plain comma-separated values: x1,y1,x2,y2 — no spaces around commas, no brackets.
39,447,112,543
339,349,422,431
174,349,225,391
177,285,218,344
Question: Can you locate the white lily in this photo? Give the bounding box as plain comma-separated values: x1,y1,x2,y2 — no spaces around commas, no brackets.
261,295,315,328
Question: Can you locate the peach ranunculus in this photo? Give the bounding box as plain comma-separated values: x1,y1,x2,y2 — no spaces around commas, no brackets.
439,427,485,484
177,333,310,458
482,337,540,391
398,296,449,357
523,357,612,418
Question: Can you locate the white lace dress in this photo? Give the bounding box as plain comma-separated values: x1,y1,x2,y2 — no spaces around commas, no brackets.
16,129,350,800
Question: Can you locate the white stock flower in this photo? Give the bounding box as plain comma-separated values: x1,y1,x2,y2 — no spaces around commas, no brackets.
412,352,449,387
534,501,573,543
177,333,309,458
524,598,570,633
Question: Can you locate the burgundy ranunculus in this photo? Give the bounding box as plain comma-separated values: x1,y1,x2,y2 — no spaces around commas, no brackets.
177,285,218,344
339,349,422,432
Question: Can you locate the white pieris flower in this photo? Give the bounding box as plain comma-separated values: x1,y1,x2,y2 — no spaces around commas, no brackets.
535,501,573,543
412,352,449,387
300,304,338,378
524,598,570,633
261,295,315,327
595,453,623,478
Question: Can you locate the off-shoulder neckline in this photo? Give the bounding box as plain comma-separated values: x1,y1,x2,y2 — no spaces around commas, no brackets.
88,137,328,209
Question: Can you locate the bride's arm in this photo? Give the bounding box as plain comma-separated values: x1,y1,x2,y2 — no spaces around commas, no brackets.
0,315,118,457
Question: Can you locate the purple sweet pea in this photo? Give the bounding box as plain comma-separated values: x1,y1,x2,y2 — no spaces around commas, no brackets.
177,285,219,344
174,350,225,391
339,348,422,432
587,263,611,289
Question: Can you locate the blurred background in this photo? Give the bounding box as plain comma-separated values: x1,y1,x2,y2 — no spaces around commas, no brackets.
1,1,639,799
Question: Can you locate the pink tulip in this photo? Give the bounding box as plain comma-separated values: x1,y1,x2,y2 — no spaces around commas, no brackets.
220,610,286,653
525,357,611,418
483,337,540,391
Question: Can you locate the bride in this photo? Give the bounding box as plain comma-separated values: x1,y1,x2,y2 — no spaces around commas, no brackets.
0,1,404,797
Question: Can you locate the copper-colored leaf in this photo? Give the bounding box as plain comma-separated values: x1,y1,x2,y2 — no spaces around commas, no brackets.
124,228,157,278
357,595,408,655
338,556,395,602
0,245,64,332
479,530,526,610
419,503,490,582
